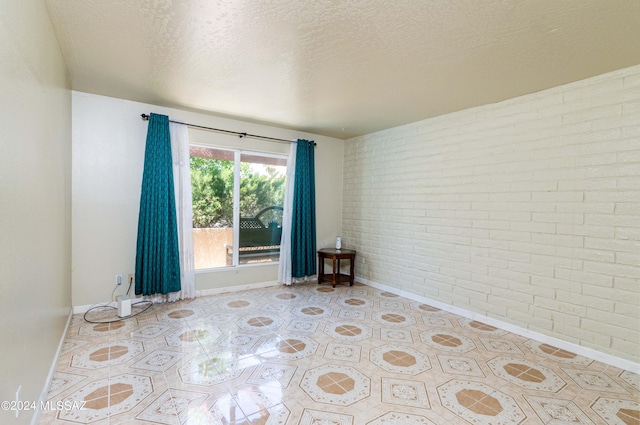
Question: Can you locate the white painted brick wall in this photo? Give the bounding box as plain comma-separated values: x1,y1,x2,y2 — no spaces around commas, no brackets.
343,65,640,363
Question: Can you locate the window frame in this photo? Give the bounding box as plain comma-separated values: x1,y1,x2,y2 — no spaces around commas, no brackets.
190,143,288,271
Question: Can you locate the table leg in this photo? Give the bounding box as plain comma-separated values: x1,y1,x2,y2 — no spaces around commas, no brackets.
317,254,322,284
332,258,337,288
349,255,355,286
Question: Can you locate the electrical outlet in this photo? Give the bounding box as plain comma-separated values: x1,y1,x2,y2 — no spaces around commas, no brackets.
116,274,123,285
15,385,21,418
128,274,134,286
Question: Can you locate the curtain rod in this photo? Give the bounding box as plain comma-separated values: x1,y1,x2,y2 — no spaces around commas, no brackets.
140,113,315,145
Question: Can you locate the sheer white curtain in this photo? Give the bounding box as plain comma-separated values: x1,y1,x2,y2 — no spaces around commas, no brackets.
278,142,297,285
170,122,196,299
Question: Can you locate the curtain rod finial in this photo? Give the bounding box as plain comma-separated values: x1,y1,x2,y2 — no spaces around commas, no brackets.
141,113,150,121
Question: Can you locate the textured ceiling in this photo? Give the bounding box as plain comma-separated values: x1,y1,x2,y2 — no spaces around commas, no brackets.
45,0,640,139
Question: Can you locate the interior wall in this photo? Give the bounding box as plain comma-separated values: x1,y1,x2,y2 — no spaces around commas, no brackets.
0,1,71,423
343,65,640,363
72,92,344,306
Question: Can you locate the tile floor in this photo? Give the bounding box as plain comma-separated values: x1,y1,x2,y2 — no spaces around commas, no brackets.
39,282,639,425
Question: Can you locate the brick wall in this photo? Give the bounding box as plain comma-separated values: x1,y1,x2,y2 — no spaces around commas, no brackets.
343,65,640,363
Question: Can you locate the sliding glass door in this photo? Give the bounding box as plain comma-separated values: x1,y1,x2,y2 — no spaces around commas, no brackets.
190,145,286,269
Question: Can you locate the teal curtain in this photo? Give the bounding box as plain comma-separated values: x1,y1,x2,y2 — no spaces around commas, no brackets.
135,113,181,295
291,139,316,277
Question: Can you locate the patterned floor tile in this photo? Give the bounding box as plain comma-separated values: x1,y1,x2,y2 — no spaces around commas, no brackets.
324,343,362,363
46,372,88,399
247,363,298,388
207,392,248,424
178,352,260,387
422,316,453,328
77,320,137,337
131,323,173,338
346,286,370,297
130,349,184,372
338,309,367,320
228,385,289,417
71,340,144,370
218,297,260,311
324,320,373,341
366,411,437,425
437,355,485,377
379,300,405,310
298,408,353,425
620,370,640,392
270,291,303,302
157,306,205,322
60,339,89,355
164,324,222,347
205,312,236,323
57,373,153,423
300,364,371,406
39,281,640,425
479,337,524,354
420,329,477,353
286,319,319,333
524,395,595,425
136,388,208,424
372,310,416,327
591,397,640,425
381,378,430,408
261,302,291,313
563,369,630,394
292,304,334,319
336,296,373,309
237,313,284,332
487,357,566,392
458,318,508,336
523,340,593,366
411,303,446,315
256,334,319,360
370,344,432,375
380,328,414,343
218,332,262,351
437,379,527,425
243,402,290,425
312,287,335,295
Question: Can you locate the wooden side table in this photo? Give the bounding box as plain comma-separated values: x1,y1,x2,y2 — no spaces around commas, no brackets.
317,248,356,288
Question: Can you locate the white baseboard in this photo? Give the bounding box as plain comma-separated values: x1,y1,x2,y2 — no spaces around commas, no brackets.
31,309,73,425
196,280,280,297
357,276,640,374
